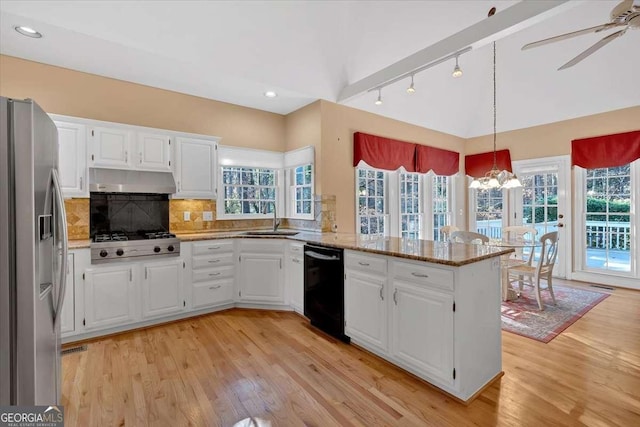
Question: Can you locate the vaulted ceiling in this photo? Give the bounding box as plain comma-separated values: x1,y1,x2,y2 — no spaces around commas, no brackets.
1,1,638,138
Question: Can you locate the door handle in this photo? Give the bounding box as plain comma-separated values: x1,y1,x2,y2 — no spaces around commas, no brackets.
50,169,68,327
393,289,398,305
379,286,384,301
79,176,83,190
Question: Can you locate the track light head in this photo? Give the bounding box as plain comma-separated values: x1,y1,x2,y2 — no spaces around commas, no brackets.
374,88,383,105
452,56,463,78
406,75,416,94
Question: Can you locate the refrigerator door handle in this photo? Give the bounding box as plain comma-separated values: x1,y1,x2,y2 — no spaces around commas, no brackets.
51,169,68,326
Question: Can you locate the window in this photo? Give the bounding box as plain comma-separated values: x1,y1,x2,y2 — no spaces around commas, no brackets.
471,187,504,239
400,173,422,239
583,164,632,273
430,175,452,241
289,164,313,218
356,168,455,238
221,167,277,216
357,168,387,236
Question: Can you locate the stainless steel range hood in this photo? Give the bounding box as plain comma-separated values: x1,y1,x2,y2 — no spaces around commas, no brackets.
89,168,177,194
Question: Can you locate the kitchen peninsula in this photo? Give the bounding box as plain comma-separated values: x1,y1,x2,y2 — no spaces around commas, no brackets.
66,231,512,403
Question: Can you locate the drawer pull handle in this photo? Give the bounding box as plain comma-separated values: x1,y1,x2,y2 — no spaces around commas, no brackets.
208,272,221,277
208,246,220,250
209,285,221,290
393,289,398,305
208,260,220,263
379,286,384,301
292,258,300,264
411,272,429,278
358,262,370,266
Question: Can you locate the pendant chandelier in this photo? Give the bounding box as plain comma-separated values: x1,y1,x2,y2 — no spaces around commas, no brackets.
469,42,522,190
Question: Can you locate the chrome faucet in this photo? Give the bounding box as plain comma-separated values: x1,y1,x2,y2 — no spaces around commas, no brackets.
264,201,280,231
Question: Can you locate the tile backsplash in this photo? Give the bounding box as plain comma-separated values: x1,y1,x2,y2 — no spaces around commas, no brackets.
64,199,90,240
65,194,336,239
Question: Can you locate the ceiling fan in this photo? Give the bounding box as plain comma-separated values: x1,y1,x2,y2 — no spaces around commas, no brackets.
522,0,639,70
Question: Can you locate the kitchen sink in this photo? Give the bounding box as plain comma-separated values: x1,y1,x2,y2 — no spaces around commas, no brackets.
242,230,300,236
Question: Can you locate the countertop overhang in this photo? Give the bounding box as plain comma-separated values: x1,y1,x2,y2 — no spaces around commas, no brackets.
70,230,513,267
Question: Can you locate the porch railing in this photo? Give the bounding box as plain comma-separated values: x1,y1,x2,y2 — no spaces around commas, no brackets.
475,219,631,251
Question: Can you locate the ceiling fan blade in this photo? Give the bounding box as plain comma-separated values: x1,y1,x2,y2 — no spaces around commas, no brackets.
558,29,627,70
522,22,621,50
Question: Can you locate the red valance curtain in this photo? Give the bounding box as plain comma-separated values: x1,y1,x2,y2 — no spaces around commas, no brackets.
464,149,512,178
571,130,640,169
415,144,459,176
353,132,416,172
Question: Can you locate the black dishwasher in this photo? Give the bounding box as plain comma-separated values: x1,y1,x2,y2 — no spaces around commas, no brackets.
304,244,349,342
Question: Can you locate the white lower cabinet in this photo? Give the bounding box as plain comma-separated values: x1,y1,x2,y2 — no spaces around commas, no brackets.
84,264,137,330
391,280,454,387
60,253,75,335
345,270,388,352
190,240,235,308
238,240,285,304
141,259,184,318
285,242,304,313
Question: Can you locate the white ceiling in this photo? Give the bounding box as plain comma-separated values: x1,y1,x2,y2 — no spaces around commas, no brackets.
1,1,638,138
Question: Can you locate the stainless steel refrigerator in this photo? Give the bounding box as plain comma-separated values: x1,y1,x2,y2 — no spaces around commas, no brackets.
0,97,68,405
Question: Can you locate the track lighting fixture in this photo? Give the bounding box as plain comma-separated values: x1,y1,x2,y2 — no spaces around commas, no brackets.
374,88,383,105
452,55,463,78
406,75,416,94
366,46,471,102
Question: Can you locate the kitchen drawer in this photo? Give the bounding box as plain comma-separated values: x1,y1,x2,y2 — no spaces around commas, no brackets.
192,265,234,283
192,278,234,309
192,253,234,269
345,251,387,275
289,243,304,254
393,260,454,291
192,240,234,255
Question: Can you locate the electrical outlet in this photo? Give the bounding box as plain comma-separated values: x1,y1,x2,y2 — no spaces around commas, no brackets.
203,211,213,221
183,211,190,221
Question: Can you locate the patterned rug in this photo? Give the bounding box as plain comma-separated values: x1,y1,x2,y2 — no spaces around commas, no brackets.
501,285,609,343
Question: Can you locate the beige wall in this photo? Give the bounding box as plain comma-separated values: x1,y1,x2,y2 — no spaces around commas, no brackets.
284,100,322,193
0,55,286,150
465,106,640,160
319,101,466,234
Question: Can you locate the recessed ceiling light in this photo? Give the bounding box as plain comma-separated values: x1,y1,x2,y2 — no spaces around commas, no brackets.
264,91,277,98
15,26,43,38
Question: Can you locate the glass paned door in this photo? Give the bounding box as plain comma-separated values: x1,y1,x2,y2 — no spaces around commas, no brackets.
513,156,570,278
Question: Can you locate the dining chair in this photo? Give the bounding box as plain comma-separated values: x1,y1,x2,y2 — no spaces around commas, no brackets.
439,225,459,242
507,231,559,310
449,230,489,245
502,226,538,266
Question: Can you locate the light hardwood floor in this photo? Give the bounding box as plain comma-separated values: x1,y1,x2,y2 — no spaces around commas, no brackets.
61,280,640,426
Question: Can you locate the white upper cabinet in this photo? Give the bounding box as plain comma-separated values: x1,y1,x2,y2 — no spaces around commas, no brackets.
89,126,133,168
55,121,88,198
174,137,217,199
137,132,172,172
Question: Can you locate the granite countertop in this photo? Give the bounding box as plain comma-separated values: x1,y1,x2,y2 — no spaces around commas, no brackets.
69,239,91,249
177,230,513,266
68,230,513,266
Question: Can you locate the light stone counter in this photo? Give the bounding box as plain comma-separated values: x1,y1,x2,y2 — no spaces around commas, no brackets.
173,230,513,267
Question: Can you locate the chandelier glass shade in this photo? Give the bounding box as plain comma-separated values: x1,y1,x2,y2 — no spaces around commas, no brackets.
469,42,522,190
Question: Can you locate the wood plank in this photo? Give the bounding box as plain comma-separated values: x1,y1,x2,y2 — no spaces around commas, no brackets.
61,279,640,426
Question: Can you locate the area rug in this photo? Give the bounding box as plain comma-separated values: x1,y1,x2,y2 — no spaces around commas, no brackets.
501,285,609,343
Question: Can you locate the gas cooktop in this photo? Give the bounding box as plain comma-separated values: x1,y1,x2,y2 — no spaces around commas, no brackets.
90,230,180,264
